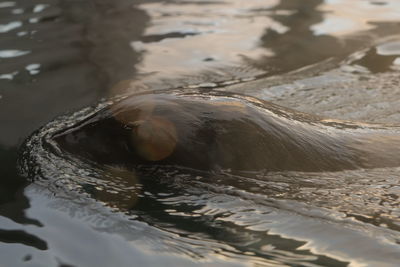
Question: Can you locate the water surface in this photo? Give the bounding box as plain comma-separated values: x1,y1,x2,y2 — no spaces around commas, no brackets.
1,0,400,266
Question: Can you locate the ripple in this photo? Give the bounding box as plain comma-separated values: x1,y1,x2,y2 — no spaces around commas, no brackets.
0,21,22,33
18,88,400,266
0,1,15,8
0,49,30,58
25,63,40,75
33,4,48,13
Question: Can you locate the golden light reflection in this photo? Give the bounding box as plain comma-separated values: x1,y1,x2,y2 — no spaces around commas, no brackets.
130,116,178,161
130,0,280,75
97,166,141,210
110,95,179,161
349,133,400,168
208,99,248,113
111,95,156,125
312,0,400,36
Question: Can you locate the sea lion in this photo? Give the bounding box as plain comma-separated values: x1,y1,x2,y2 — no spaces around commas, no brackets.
53,89,400,173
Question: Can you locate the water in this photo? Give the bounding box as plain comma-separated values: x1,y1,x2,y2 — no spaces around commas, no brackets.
2,0,400,266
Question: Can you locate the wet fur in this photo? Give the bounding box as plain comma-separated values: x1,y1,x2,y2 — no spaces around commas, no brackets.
54,90,400,173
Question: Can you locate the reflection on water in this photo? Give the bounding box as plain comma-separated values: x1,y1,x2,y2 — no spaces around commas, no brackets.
0,0,147,146
0,49,29,58
312,0,400,35
131,0,278,75
128,0,400,82
348,40,400,73
0,21,22,33
2,0,400,266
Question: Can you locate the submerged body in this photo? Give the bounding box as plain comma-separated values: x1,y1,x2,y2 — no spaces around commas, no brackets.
54,89,400,173
16,88,400,266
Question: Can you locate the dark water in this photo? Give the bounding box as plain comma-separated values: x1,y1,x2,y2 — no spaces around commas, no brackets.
2,0,400,266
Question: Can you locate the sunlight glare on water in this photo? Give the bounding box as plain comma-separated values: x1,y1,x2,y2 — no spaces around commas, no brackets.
2,0,400,266
312,0,400,36
130,0,279,75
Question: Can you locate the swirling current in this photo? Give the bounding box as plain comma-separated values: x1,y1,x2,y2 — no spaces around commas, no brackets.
18,85,400,267
2,0,400,266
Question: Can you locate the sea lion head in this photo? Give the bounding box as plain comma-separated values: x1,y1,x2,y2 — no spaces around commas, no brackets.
54,90,389,173
53,91,249,172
